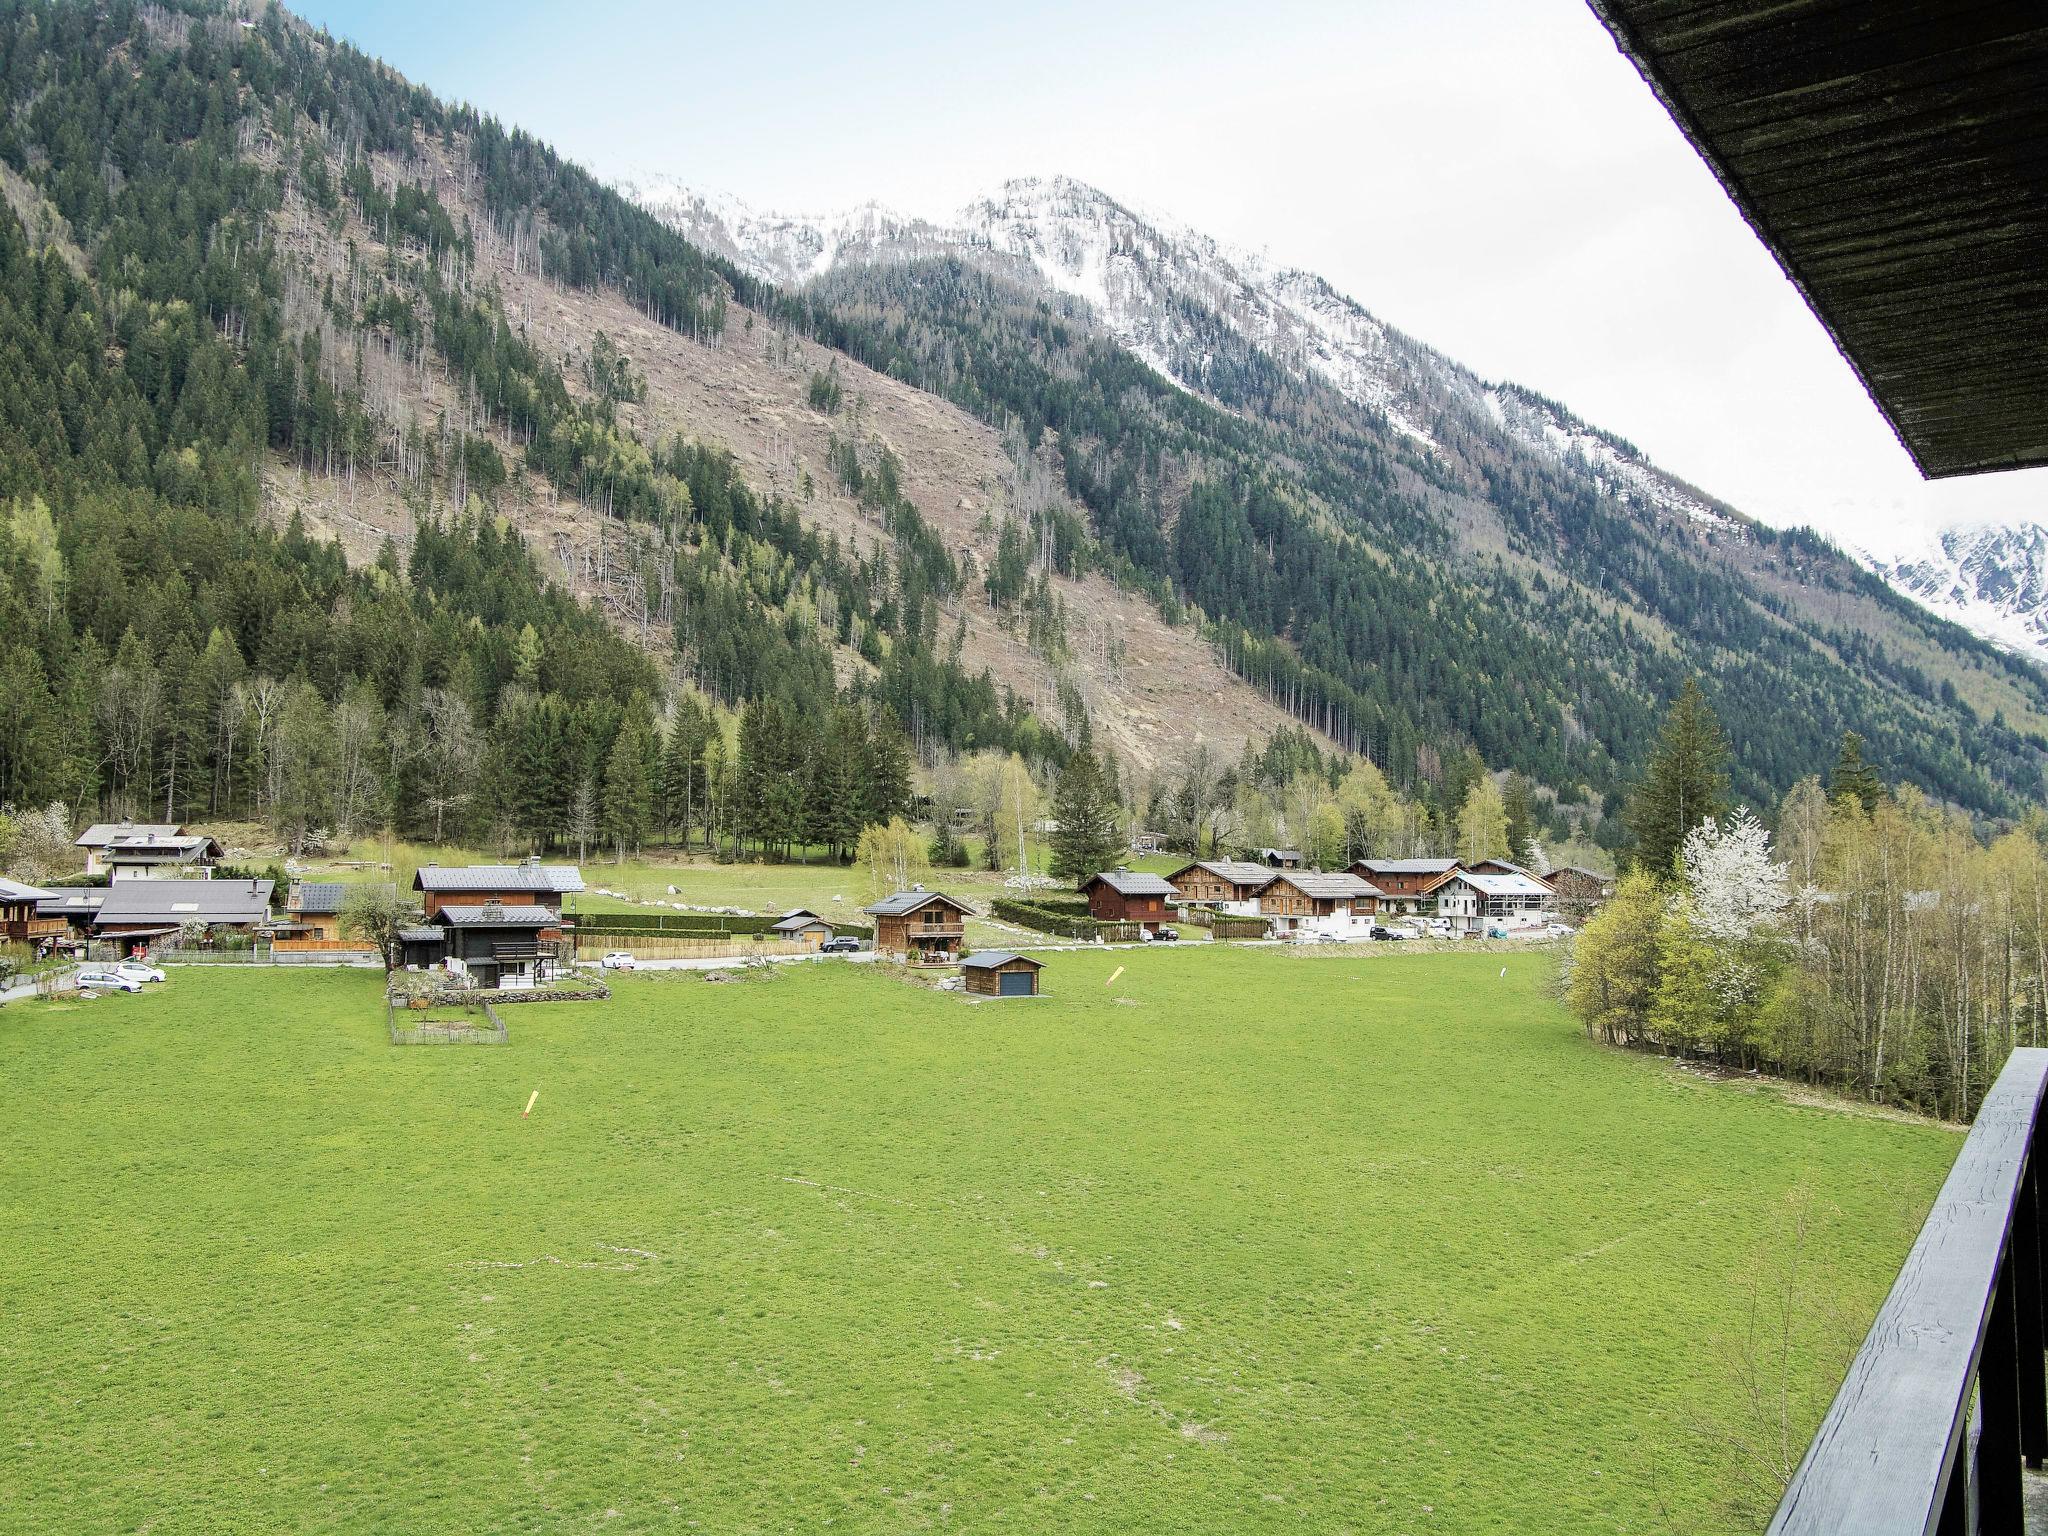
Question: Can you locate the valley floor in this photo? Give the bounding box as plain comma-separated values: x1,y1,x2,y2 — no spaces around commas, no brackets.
0,948,1954,1533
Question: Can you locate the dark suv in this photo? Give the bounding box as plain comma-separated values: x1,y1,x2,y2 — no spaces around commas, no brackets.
821,936,862,954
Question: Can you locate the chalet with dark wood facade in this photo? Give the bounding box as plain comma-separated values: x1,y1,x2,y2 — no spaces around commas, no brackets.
1543,866,1612,919
864,888,970,962
413,859,582,929
1352,858,1461,917
433,900,553,990
1082,871,1177,933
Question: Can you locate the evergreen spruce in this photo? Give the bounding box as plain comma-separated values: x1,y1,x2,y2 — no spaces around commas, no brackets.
1623,677,1731,877
1050,748,1122,886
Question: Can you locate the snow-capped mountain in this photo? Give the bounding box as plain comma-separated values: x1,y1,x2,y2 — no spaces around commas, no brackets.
626,173,1738,532
1859,523,2048,661
625,170,2044,660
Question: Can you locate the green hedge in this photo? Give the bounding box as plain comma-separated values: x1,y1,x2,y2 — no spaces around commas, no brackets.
568,910,871,939
990,898,1139,943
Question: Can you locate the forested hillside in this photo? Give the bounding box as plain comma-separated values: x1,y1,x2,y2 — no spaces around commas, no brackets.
0,0,1056,849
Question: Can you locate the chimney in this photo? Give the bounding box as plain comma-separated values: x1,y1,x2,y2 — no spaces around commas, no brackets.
524,854,541,869
912,882,925,893
288,880,304,910
482,898,505,920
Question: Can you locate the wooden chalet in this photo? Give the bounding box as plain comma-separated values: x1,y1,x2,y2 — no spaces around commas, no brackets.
432,900,554,990
1081,871,1178,933
1542,866,1613,919
1257,871,1381,938
770,909,836,947
1258,847,1303,869
960,950,1042,997
0,876,64,951
1167,859,1276,914
1352,858,1462,916
413,859,582,925
1468,858,1548,883
74,821,223,881
863,888,970,962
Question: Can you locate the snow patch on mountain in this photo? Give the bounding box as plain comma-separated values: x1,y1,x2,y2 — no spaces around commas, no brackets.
1857,522,2048,663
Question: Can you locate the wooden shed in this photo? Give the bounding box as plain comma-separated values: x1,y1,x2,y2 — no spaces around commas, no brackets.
960,950,1043,998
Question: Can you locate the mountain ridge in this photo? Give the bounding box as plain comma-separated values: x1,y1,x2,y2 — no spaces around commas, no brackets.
629,171,2045,667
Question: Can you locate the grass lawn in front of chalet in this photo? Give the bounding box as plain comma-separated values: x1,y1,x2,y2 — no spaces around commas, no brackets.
0,947,1955,1533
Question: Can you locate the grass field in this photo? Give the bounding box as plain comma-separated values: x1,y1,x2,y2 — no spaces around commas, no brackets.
0,947,1955,1533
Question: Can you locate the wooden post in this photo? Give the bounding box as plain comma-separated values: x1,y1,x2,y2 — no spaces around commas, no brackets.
2013,1152,2047,1467
1976,1259,2022,1531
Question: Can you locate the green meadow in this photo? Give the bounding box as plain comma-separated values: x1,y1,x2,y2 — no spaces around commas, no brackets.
0,947,1955,1533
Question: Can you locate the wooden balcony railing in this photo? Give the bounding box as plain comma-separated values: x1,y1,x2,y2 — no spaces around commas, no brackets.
1768,1046,2048,1535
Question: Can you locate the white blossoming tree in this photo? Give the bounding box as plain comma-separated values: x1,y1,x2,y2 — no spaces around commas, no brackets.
1681,809,1790,944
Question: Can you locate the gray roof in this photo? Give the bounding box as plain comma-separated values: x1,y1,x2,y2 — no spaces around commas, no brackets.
1357,858,1461,875
0,875,57,902
771,909,831,932
397,926,445,944
1260,847,1303,861
960,950,1040,970
863,889,968,917
1449,872,1554,898
94,879,273,928
1086,871,1178,897
37,890,104,917
1271,871,1381,901
1171,860,1277,888
76,821,181,846
414,863,584,894
1544,865,1612,882
289,882,359,915
435,903,554,928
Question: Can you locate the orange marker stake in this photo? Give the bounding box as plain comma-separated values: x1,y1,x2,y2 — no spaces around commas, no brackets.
523,1090,540,1119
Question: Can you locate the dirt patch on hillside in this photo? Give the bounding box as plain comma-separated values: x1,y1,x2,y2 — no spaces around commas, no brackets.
252,126,1319,769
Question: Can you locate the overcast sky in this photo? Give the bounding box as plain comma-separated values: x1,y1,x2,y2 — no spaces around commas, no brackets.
295,0,2042,557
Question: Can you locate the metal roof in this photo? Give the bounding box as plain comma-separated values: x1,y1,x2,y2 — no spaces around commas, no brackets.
287,882,363,915
1269,871,1382,901
1451,872,1555,898
413,863,585,894
1357,858,1461,875
94,878,273,927
1587,3,2048,478
960,950,1040,970
75,821,181,846
771,910,831,931
397,926,445,944
1085,871,1179,897
1169,860,1277,888
435,903,555,928
0,875,56,902
863,889,968,917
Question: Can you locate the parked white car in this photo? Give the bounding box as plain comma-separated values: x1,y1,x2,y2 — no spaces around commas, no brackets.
114,962,167,984
76,969,145,994
600,951,638,971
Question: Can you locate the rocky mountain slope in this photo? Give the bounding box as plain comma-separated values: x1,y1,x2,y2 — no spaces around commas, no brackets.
627,172,2048,813
1860,523,2048,662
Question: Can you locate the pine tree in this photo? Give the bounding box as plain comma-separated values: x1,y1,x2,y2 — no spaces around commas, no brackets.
1624,677,1730,877
600,717,652,861
1502,773,1538,866
1828,731,1883,812
1050,748,1121,886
